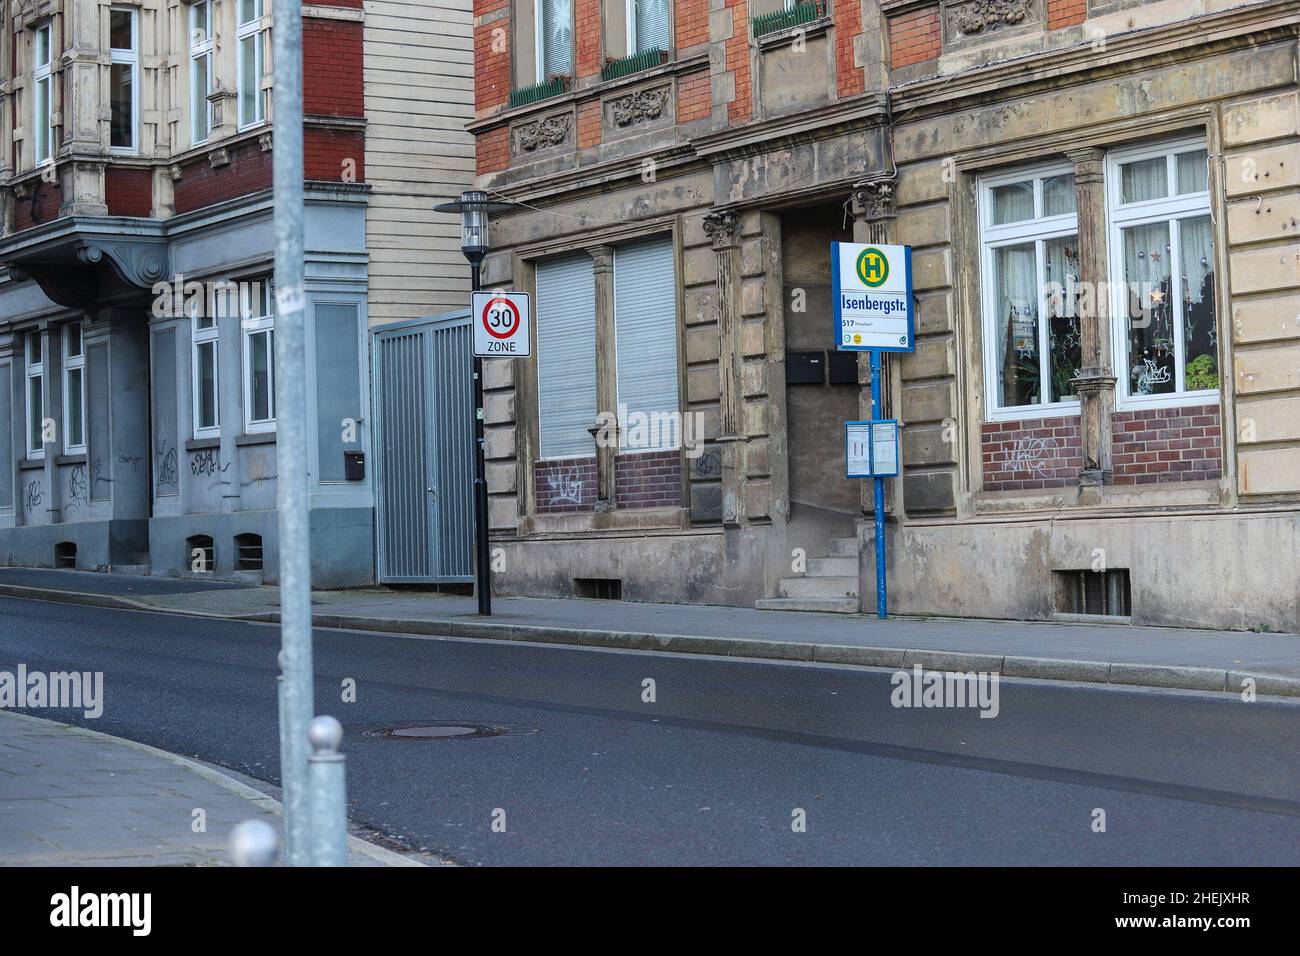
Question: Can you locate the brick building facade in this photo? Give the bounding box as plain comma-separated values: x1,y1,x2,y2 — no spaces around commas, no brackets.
469,0,1300,630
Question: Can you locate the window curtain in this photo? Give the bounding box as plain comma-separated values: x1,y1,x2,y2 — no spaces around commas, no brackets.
1180,215,1217,389
993,243,1039,407
635,0,671,52
542,0,573,78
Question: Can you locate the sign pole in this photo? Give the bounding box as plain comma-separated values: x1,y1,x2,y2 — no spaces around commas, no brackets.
470,263,491,616
870,350,887,620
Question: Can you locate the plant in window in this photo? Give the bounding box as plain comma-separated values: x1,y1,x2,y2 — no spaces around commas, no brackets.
1184,354,1218,391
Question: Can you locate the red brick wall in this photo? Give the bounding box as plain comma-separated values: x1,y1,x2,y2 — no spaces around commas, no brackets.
677,69,711,123
982,416,1083,491
615,450,684,509
474,17,511,116
477,125,510,175
577,99,602,149
535,452,685,512
726,0,751,123
1112,405,1222,484
305,127,365,182
303,18,363,117
889,5,941,69
676,0,709,49
14,180,62,231
173,138,273,215
835,0,864,98
576,0,602,79
105,166,152,217
536,457,598,513
1047,0,1088,30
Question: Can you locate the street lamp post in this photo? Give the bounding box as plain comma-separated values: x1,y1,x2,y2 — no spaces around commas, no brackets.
434,191,515,617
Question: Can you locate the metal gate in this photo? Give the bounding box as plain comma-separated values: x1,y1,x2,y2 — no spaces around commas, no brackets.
372,312,475,583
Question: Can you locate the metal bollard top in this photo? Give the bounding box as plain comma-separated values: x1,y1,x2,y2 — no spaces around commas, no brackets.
230,819,280,867
308,715,343,754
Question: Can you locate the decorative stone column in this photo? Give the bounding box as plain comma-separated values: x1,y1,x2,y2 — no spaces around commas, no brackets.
1066,148,1116,485
703,209,745,526
587,245,617,511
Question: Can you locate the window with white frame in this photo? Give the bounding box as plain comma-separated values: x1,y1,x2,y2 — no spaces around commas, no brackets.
241,278,276,433
25,332,45,458
537,252,596,458
628,0,671,54
63,324,86,454
109,7,137,152
237,0,266,129
979,165,1082,417
536,0,573,82
191,299,220,438
1107,139,1218,404
33,24,53,165
190,1,214,145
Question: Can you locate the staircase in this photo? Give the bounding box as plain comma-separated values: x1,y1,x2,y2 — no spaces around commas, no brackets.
755,534,861,614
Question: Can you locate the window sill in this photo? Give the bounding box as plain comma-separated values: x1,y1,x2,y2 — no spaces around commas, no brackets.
186,436,221,451
54,453,87,466
236,431,276,446
18,457,45,471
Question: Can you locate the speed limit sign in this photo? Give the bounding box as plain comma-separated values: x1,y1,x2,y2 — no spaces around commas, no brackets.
472,291,531,358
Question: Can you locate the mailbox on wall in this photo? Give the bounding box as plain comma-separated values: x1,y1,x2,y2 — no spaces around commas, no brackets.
344,451,365,482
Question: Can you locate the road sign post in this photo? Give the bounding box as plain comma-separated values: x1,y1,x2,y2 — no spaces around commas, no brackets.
835,242,913,619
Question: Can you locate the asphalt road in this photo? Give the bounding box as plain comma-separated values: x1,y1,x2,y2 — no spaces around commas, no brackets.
2,595,1297,866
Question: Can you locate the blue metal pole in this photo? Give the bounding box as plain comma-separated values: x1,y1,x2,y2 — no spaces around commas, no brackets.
870,351,887,619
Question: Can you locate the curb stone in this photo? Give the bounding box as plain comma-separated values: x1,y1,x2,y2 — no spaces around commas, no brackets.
4,582,1299,698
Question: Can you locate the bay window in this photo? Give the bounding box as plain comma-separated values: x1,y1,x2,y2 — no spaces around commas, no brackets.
536,0,573,82
238,0,266,129
109,8,137,152
63,325,86,454
190,1,214,145
25,332,45,459
33,24,53,165
241,279,276,433
979,165,1082,418
1107,139,1218,405
191,302,220,438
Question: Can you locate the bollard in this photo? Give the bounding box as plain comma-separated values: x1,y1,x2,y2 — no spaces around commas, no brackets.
306,715,348,867
230,819,279,867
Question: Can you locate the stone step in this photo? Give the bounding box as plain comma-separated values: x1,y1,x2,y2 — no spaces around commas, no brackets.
778,575,858,599
755,597,860,614
807,555,858,577
828,536,860,557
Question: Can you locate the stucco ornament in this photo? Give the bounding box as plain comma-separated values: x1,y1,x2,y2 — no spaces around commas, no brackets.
953,0,1030,35
515,114,572,153
608,88,670,128
703,210,740,250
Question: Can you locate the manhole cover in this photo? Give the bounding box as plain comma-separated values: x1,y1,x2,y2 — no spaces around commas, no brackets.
364,722,532,741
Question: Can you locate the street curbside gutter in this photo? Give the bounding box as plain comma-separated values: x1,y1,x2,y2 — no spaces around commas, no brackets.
5,582,1299,698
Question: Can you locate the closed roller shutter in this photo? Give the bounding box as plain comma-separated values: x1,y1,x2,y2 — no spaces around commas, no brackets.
614,235,679,451
537,252,597,459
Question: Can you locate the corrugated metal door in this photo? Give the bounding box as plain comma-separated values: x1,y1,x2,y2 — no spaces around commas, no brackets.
372,313,474,583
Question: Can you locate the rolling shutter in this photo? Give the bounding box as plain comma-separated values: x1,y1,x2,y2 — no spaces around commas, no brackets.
614,236,679,451
537,252,597,459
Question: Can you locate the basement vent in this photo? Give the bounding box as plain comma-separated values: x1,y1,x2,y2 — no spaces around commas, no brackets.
186,534,215,573
574,578,623,600
1056,569,1131,617
54,542,76,569
235,533,264,572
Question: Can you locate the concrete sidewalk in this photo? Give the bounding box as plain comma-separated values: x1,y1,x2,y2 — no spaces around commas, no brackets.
2,566,1299,696
0,710,421,867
